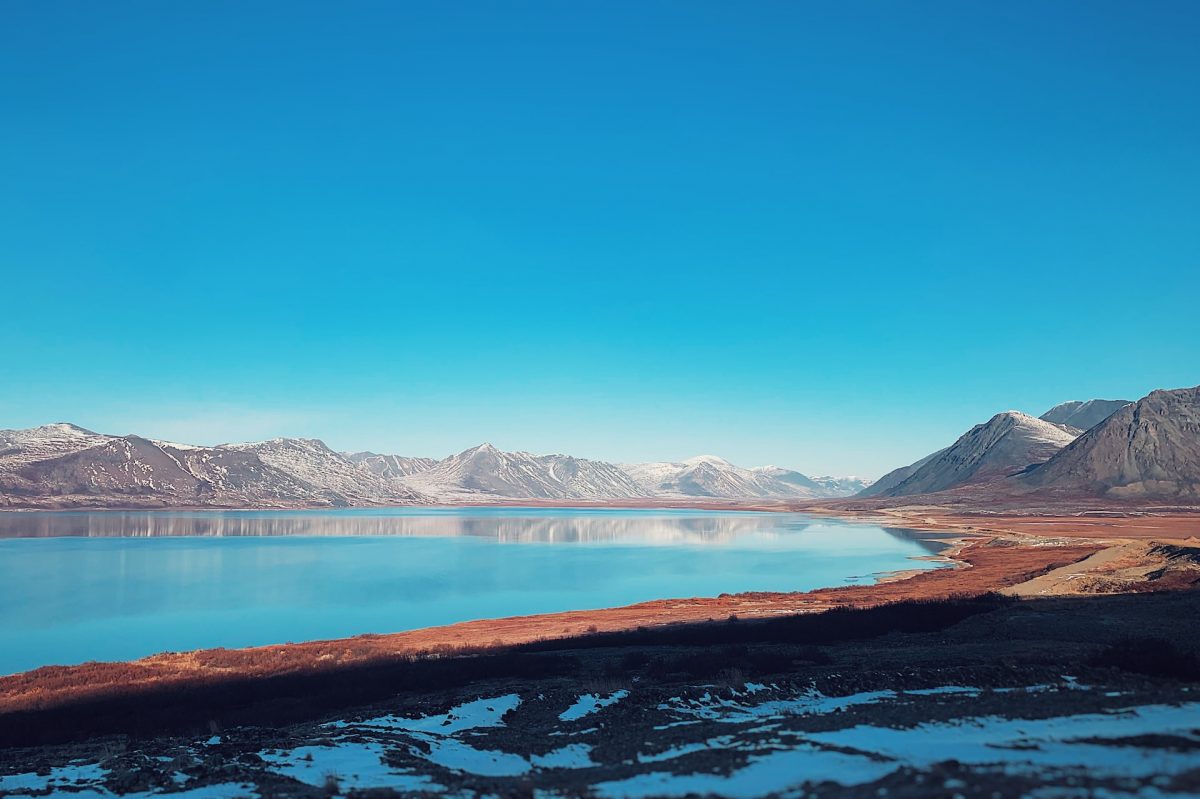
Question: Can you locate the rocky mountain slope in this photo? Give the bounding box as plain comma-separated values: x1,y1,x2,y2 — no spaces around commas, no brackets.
1020,386,1200,501
0,423,112,468
0,430,341,509
221,439,426,504
855,448,948,498
0,426,871,508
864,412,1078,498
345,451,438,479
1040,399,1132,431
400,443,647,501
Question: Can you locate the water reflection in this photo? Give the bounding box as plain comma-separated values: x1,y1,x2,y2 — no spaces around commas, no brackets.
0,509,806,544
0,510,947,553
0,510,950,674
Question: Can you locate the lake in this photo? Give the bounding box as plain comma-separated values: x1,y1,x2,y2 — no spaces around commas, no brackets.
0,508,947,675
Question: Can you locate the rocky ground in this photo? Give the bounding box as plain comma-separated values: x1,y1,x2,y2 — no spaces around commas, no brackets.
3,591,1200,798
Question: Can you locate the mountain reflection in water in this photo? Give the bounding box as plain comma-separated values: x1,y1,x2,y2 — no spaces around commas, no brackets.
0,509,949,674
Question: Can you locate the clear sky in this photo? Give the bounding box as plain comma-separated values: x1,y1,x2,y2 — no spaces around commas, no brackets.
2,1,1197,477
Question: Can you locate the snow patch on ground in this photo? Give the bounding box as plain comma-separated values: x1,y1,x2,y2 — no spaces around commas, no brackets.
807,702,1200,779
415,739,530,777
559,690,629,721
531,744,597,770
658,687,896,723
259,742,441,792
0,762,108,794
905,685,982,696
597,745,894,798
597,702,1200,798
328,694,521,734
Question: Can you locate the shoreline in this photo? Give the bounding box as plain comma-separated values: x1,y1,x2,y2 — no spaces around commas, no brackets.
1,506,1196,724
0,498,798,514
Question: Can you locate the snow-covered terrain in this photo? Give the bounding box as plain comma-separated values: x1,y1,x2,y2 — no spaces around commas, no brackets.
7,679,1197,798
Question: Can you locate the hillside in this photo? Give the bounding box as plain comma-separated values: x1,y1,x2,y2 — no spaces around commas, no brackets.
1021,386,1200,500
868,412,1077,498
0,432,335,509
222,439,426,504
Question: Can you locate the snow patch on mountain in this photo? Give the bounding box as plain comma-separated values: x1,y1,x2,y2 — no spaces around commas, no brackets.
868,411,1078,498
622,459,867,500
402,444,645,501
346,452,438,479
1039,399,1132,432
222,438,426,504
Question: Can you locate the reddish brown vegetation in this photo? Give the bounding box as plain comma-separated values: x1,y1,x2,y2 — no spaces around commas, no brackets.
0,534,1097,720
5,507,1198,749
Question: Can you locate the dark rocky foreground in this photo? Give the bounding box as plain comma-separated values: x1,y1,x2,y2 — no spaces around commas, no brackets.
2,592,1200,798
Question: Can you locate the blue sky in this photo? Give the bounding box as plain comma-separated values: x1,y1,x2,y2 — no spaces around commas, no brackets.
2,1,1197,477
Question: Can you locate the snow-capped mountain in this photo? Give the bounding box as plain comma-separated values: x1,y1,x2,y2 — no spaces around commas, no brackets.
623,455,767,499
0,423,113,469
222,438,426,504
864,411,1078,498
622,456,868,500
0,424,870,507
344,451,438,479
401,443,646,501
807,474,874,496
1039,399,1132,432
0,430,340,509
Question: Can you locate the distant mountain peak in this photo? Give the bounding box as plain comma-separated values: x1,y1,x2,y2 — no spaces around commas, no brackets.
31,422,98,437
1040,398,1132,432
622,456,866,499
683,454,734,467
403,443,644,501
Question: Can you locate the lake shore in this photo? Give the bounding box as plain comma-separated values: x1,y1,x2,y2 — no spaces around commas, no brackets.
4,582,1200,796
3,506,1196,731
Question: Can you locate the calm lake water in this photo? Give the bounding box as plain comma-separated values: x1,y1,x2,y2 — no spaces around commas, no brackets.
0,508,947,675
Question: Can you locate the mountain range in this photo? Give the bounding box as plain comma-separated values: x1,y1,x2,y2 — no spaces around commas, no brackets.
0,425,330,508
4,385,1194,509
1019,387,1200,501
621,456,858,500
858,388,1200,503
0,426,870,509
402,443,648,501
